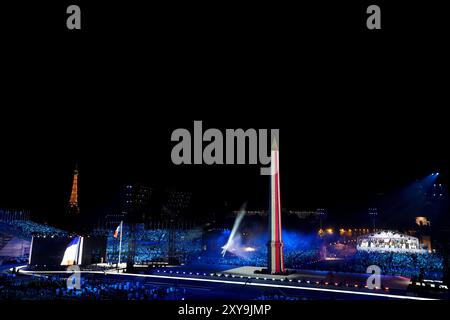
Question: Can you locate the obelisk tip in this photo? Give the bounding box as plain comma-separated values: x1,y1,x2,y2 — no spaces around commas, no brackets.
271,136,278,151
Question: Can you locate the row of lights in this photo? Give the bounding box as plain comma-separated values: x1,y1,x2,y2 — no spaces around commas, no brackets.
34,234,75,238
156,269,209,276
153,269,389,292
320,228,372,235
330,238,358,245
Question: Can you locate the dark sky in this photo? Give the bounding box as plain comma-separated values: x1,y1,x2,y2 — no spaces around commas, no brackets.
1,1,448,227
1,111,447,226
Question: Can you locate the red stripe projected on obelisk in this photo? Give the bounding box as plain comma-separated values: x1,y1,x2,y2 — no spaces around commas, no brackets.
274,151,280,272
279,149,284,272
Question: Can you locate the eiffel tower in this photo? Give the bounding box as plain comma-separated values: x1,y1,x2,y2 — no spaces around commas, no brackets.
68,165,80,215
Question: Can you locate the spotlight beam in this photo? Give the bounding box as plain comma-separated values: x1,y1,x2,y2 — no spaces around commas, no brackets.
221,203,246,257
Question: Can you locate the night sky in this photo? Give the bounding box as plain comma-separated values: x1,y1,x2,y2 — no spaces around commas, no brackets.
1,110,447,227
1,2,448,228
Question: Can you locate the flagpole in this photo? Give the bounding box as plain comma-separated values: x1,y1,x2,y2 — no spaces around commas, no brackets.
118,221,123,267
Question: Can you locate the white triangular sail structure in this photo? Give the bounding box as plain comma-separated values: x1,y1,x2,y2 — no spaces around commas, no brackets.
61,236,82,266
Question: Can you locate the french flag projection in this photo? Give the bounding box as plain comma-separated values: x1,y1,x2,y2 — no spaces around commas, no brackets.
268,137,285,274
60,236,83,266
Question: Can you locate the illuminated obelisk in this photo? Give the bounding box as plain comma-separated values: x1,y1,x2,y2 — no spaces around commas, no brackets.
268,137,285,274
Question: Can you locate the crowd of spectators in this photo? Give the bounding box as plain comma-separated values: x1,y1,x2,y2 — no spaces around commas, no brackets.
1,272,309,300
0,256,28,265
106,229,202,264
199,254,267,267
0,273,185,300
343,251,444,279
199,249,320,269
1,220,68,237
1,220,445,282
285,250,321,269
199,248,443,281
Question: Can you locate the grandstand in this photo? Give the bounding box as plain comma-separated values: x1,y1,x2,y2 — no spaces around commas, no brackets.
357,230,425,253
1,209,68,238
345,251,444,280
3,220,68,237
0,213,445,283
106,226,203,265
1,209,69,265
0,273,186,300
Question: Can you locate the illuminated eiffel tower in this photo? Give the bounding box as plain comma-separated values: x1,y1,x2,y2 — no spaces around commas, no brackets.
68,165,80,215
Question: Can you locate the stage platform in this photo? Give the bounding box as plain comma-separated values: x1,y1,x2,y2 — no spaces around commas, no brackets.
16,263,434,300
19,262,411,291
221,266,410,290
127,263,411,291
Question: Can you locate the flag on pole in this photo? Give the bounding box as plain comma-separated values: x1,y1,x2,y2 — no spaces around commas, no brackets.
115,221,124,266
114,223,122,238
60,236,81,266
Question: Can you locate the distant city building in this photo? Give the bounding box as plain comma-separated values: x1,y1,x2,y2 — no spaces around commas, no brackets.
421,235,433,253
101,185,193,227
287,210,318,219
316,208,327,229
103,213,126,230
416,216,431,227
430,183,445,201
368,207,378,228
122,183,153,223
0,208,30,222
230,210,266,217
229,209,324,219
413,217,433,253
161,189,192,219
